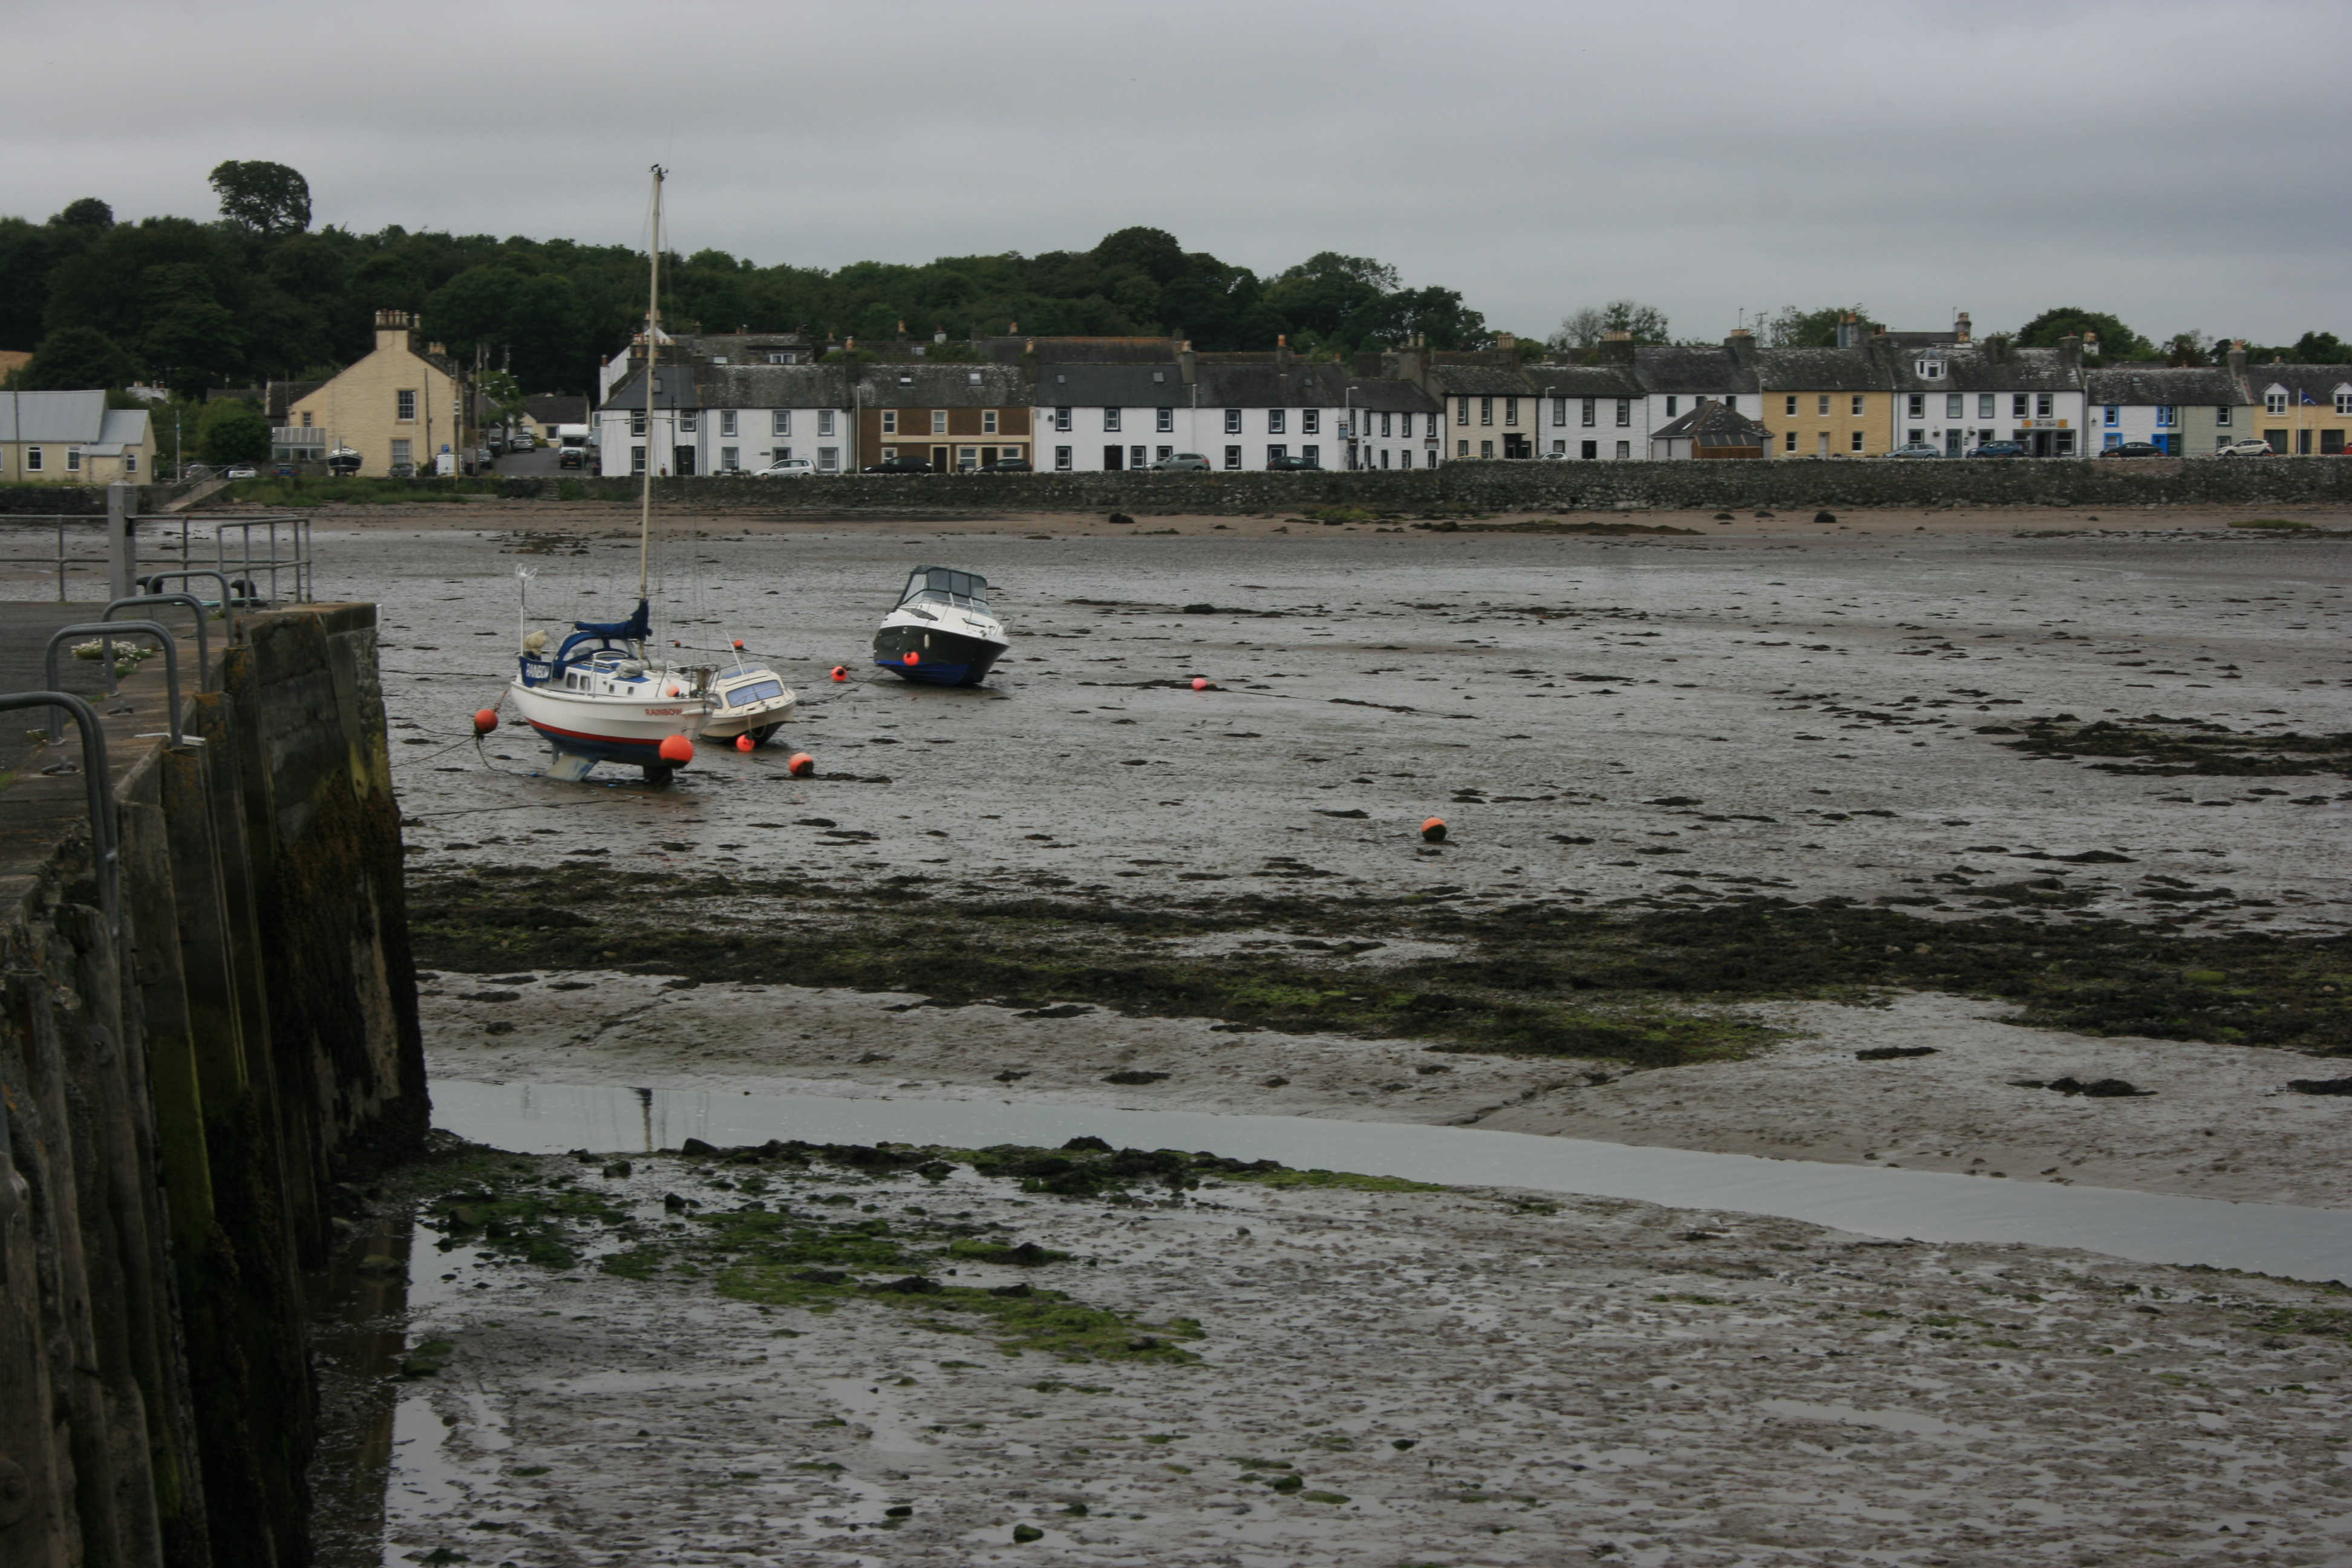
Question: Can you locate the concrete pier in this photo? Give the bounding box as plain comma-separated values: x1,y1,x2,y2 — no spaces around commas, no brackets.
0,599,422,1567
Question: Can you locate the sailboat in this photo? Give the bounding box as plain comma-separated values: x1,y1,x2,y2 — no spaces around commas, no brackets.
507,165,717,785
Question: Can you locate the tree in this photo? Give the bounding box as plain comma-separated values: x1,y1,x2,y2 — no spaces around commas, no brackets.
1765,303,1869,348
209,160,312,238
195,397,269,465
1550,300,1670,353
2161,331,2212,367
2016,307,2149,365
24,325,136,389
2290,330,2349,364
53,198,114,230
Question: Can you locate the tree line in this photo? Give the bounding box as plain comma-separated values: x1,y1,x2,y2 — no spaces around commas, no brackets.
0,163,1491,400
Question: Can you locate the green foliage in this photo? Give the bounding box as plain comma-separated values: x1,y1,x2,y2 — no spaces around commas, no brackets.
24,325,136,389
195,398,269,465
2016,307,2151,365
1766,303,1870,348
208,160,312,237
1550,299,1671,356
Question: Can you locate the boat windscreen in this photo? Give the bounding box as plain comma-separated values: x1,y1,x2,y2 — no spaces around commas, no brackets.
901,566,990,606
724,679,785,707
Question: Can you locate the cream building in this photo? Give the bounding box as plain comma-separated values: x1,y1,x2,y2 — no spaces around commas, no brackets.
0,390,156,484
287,310,464,476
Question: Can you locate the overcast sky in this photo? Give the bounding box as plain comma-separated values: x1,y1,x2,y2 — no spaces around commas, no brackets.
15,0,2348,345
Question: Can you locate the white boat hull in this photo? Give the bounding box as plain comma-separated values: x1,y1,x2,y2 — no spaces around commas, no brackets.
509,678,707,770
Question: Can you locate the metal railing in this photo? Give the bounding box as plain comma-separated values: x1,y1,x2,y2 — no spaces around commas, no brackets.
134,570,241,645
0,690,117,931
0,514,115,599
44,620,184,748
203,515,315,604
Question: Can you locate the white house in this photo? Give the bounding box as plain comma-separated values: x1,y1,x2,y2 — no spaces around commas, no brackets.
1631,338,1762,446
596,362,853,475
1340,378,1445,470
1034,362,1197,471
1891,341,2088,457
1523,363,1650,460
2085,364,2247,456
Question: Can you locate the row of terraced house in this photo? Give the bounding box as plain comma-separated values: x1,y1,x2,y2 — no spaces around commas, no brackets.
584,315,2351,475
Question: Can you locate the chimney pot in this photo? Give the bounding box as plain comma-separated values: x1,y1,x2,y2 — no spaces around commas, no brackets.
1955,310,1972,344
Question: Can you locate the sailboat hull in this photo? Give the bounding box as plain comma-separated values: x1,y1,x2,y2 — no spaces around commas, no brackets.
509,679,706,768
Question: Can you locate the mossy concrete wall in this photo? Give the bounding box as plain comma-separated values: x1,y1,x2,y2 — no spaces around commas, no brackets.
505,457,2352,515
0,602,422,1567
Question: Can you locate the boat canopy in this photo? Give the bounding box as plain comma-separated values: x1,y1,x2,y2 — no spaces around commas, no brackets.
555,598,652,664
898,566,990,607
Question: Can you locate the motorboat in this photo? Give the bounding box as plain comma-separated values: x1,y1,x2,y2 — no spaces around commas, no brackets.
699,652,796,745
871,566,1008,686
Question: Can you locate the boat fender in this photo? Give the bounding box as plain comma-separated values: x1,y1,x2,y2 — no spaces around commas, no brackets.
786,751,815,777
658,734,694,764
1421,817,1448,843
1191,677,1211,691
830,665,848,682
732,639,745,650
472,708,499,735
903,651,920,666
736,734,755,753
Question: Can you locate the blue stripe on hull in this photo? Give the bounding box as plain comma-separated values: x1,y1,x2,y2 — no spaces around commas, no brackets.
874,657,979,685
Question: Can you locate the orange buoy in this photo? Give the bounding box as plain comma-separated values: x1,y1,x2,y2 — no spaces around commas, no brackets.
1420,817,1448,843
735,733,755,753
903,650,920,666
658,734,694,764
786,751,815,777
830,665,848,682
1190,677,1210,691
472,708,498,735
731,639,745,650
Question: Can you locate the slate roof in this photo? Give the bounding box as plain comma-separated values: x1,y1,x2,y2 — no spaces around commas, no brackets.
971,336,1184,365
1755,347,1889,393
1650,402,1772,446
1890,345,2079,392
1523,363,1648,398
2241,362,2352,400
600,367,703,412
1194,362,1351,408
0,390,108,442
524,394,590,425
1035,363,1187,407
1344,377,1443,414
1428,363,1537,396
696,365,852,409
1633,345,1759,394
2085,365,2248,407
855,364,1029,408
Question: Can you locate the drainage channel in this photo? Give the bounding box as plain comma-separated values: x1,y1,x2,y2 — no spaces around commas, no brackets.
432,1078,2352,1284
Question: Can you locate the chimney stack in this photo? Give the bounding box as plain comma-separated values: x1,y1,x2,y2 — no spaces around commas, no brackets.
1955,311,1972,344
1835,312,1860,349
1600,330,1635,365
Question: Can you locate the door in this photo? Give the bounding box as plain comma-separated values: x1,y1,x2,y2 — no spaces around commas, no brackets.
1944,429,1962,457
929,445,949,471
1102,446,1123,471
672,445,696,476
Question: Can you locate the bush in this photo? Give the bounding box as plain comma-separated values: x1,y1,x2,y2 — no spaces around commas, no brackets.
196,399,269,465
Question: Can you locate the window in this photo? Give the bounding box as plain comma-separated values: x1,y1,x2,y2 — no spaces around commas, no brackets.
1665,396,1679,417
1817,394,1830,416
1723,396,1736,413
1480,397,1493,426
1908,429,1924,444
397,389,417,420
1301,445,1319,466
2265,390,2287,414
720,446,739,470
983,410,999,435
1156,445,1172,462
1457,439,1469,457
1224,408,1242,435
390,440,411,468
1130,445,1146,469
1156,407,1172,433
1054,445,1073,471
774,446,791,462
679,411,697,434
2104,404,2119,426
631,410,647,437
1223,445,1242,469
818,410,836,437
818,446,839,472
1907,394,1925,417
1580,439,1596,459
881,446,897,460
1267,410,1285,434
1852,394,1866,416
2155,405,2175,428
2013,394,2030,418
881,410,898,435
2036,393,2053,419
1502,398,1517,426
2216,405,2232,426
1784,430,1797,452
1581,397,1596,427
2337,389,2352,415
1302,409,1319,435
1103,408,1122,433
1978,394,1994,419
1615,399,1631,427
1550,439,1564,454
1553,397,1566,426
1055,407,1073,431
1946,393,1963,419
1786,395,1798,416
719,410,737,437
1266,443,1286,464
1397,449,1412,469
931,410,947,435
773,410,791,436
1916,358,1944,379
1380,412,1393,437
767,351,795,365
631,445,646,475
1455,400,1468,426
1851,431,1865,452
1479,439,1494,459
65,448,80,471
123,452,135,474
1615,440,1630,459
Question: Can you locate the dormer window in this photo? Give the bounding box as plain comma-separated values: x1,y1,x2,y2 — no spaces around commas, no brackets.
1916,358,1944,379
711,356,728,365
1152,371,1166,383
766,351,795,365
2265,388,2287,414
2336,385,2352,415
898,375,914,386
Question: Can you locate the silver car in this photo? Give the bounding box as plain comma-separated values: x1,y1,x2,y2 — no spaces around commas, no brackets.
2212,437,2273,458
1887,442,1942,459
1151,452,1211,472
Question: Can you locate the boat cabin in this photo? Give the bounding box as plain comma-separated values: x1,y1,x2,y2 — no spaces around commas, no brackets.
897,566,990,609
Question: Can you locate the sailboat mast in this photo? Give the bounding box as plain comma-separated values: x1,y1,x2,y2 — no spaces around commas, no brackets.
639,165,663,604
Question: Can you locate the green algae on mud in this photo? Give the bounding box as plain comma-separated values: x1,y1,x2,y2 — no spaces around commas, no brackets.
2000,714,2352,779
407,865,2352,1061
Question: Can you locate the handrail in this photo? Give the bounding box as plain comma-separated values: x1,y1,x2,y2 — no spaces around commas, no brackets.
42,620,182,748
136,570,241,645
0,690,116,932
104,594,211,691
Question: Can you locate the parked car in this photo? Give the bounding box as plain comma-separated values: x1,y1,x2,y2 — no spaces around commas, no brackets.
271,462,296,478
756,457,815,478
1266,454,1319,471
1887,442,1943,459
225,465,258,479
1151,452,1210,472
2213,437,2273,459
2099,440,2166,459
985,457,1032,472
861,456,933,475
509,431,537,450
1967,440,2030,459
557,446,585,469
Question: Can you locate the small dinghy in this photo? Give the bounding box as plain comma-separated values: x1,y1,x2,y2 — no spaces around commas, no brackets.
871,566,1008,687
699,653,795,746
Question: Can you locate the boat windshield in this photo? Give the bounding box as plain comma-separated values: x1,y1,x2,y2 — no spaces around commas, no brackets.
724,679,785,707
898,566,990,609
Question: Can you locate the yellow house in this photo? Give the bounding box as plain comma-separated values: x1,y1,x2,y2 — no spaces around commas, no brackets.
287,310,464,476
1756,345,1896,458
0,390,157,484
